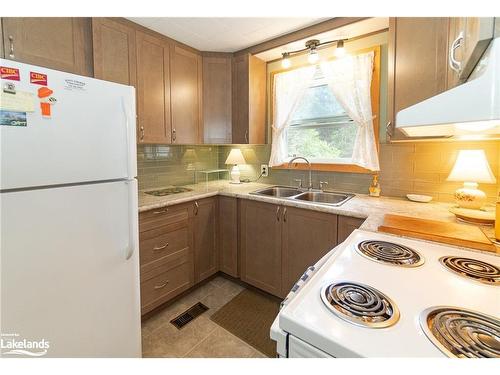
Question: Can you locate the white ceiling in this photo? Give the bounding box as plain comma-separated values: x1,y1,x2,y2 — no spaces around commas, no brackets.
128,17,329,52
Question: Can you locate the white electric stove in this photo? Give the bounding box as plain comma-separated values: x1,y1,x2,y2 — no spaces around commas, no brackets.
271,229,500,358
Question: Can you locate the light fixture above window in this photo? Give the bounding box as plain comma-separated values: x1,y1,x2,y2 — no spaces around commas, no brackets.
281,37,348,68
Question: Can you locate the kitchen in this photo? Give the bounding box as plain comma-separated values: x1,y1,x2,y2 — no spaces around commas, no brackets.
0,1,499,372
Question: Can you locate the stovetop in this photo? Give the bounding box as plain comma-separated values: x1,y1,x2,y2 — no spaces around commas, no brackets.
278,229,500,357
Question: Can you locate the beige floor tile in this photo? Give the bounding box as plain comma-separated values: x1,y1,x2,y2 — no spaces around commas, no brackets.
184,327,266,358
142,315,218,358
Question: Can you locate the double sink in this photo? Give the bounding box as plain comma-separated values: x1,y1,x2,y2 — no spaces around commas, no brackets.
251,186,354,207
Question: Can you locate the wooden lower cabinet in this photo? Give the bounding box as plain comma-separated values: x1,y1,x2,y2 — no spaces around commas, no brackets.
240,200,282,297
218,196,238,277
193,197,218,282
282,207,338,296
337,215,365,244
139,203,194,315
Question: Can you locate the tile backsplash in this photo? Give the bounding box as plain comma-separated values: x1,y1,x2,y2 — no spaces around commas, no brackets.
137,145,219,190
138,141,500,203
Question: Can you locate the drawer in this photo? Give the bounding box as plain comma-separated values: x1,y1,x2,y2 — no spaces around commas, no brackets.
140,252,193,314
139,204,189,233
140,226,190,270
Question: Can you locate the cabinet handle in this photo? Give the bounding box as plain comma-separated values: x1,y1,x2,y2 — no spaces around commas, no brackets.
140,126,145,141
152,208,168,214
8,35,14,59
283,207,287,222
194,201,199,215
172,128,177,142
154,281,169,289
245,130,249,143
449,31,464,73
153,243,169,251
276,206,280,221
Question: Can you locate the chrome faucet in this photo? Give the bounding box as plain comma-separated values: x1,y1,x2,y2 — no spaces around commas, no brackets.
289,156,313,191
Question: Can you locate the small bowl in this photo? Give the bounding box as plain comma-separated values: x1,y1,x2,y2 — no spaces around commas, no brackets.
406,194,433,203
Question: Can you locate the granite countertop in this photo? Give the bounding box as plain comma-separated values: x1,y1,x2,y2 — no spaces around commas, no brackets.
138,180,499,255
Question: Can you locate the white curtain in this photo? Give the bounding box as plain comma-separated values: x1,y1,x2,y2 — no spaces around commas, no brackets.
269,66,315,167
323,51,380,171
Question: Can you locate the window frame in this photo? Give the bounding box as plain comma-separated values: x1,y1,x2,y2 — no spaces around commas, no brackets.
270,45,381,174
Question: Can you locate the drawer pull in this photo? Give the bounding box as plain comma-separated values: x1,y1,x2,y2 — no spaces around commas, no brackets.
154,281,169,289
153,208,168,214
153,243,169,251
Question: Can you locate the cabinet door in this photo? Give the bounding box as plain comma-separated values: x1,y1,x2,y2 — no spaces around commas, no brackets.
387,17,449,141
337,216,365,244
218,196,238,277
282,207,337,297
202,55,232,144
193,198,218,282
170,45,202,144
447,17,494,86
2,17,93,76
136,31,171,144
231,53,266,144
240,200,282,297
92,18,136,86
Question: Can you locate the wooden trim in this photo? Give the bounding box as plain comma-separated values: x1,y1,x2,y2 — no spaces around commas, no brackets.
270,45,381,174
234,17,369,56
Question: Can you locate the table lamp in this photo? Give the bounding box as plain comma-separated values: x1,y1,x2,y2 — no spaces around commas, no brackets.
225,148,246,184
446,150,496,209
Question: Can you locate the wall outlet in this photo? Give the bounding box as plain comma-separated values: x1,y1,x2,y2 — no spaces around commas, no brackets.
261,164,269,177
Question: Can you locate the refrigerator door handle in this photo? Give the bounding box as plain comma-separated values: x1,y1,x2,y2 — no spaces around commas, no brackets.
125,180,138,261
121,95,137,180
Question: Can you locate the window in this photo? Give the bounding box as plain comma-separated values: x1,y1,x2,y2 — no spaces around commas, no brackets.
270,46,380,173
287,65,357,162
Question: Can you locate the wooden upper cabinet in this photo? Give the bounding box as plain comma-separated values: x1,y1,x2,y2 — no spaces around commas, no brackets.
447,17,495,87
92,18,136,86
282,208,337,297
240,200,282,297
202,54,232,144
170,45,202,144
218,196,238,277
2,17,93,76
232,53,266,144
136,31,171,144
193,198,218,283
387,17,449,141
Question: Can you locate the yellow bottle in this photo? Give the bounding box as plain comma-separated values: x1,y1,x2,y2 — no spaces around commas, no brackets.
495,192,500,241
369,174,381,197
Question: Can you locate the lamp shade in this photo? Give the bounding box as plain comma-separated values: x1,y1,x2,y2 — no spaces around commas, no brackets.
446,150,496,183
225,148,246,165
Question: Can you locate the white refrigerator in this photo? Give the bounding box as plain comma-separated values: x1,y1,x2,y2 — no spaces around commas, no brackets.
0,59,141,357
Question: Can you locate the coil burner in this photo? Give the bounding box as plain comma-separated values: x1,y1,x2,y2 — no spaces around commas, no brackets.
420,307,500,358
439,256,500,285
320,281,400,328
356,240,424,267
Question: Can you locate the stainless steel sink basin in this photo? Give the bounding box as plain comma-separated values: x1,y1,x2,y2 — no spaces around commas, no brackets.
292,191,354,206
251,186,302,198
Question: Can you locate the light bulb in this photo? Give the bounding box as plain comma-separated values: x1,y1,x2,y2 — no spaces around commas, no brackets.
308,49,319,64
334,39,346,58
281,57,291,69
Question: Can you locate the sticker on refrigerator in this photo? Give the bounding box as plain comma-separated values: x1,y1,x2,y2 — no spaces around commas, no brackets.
30,72,48,86
0,66,20,81
63,79,86,92
0,110,27,127
0,88,35,113
37,87,56,118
